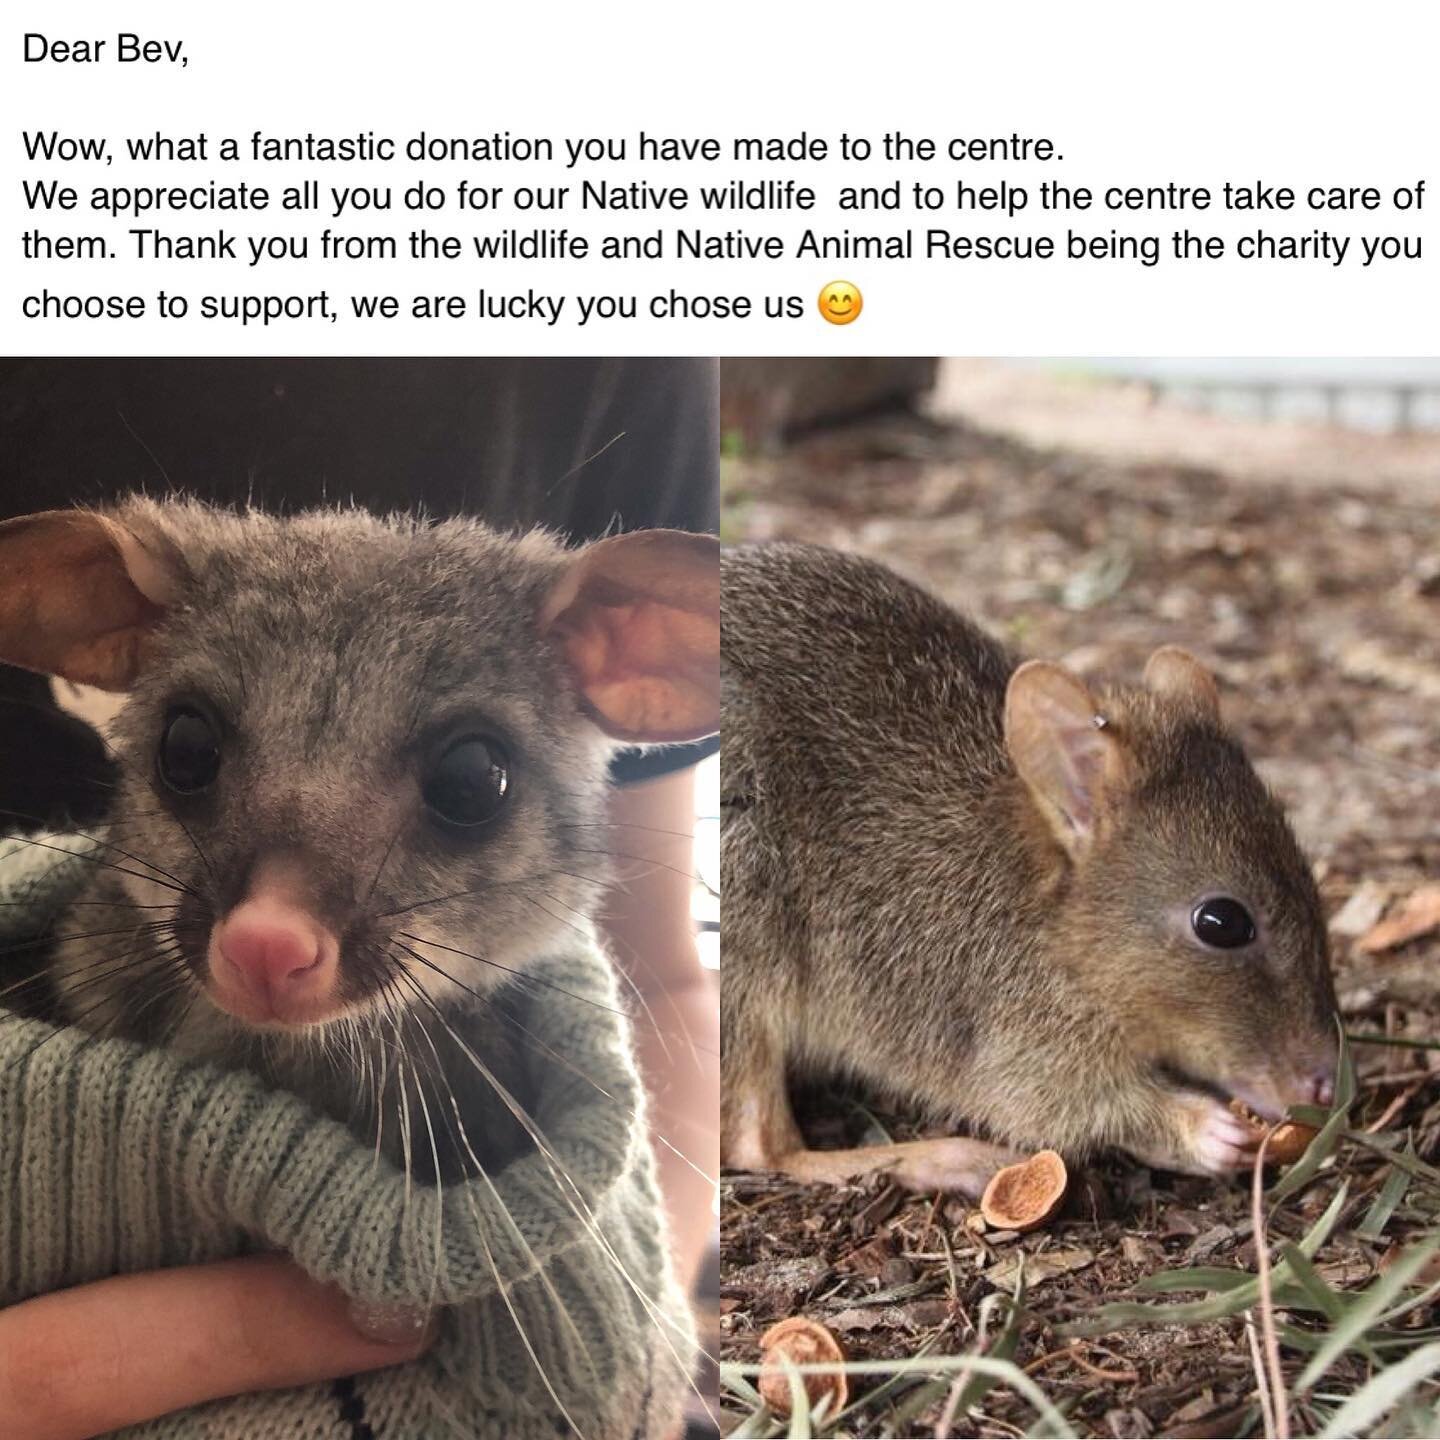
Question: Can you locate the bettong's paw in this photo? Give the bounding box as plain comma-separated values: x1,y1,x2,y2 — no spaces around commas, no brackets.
1133,1093,1260,1177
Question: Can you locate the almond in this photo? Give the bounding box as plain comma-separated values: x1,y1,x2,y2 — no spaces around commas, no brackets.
979,1149,1068,1232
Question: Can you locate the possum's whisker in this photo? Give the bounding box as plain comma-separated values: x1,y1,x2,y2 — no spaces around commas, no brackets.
392,940,715,1189
523,892,676,1068
390,962,605,1407
2,940,188,1076
398,930,719,1060
114,960,195,1034
558,820,706,841
0,930,192,1010
391,942,618,1105
363,821,407,909
0,898,181,911
565,846,701,883
372,866,613,921
158,985,201,1050
391,970,708,1418
0,832,193,895
535,887,708,1077
0,919,192,959
388,988,417,1229
390,994,448,1313
0,809,198,894
398,932,634,1024
0,922,199,1004
388,967,597,1440
164,807,218,888
366,1006,391,1169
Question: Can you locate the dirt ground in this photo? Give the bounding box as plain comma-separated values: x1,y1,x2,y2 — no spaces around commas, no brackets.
717,391,1440,1437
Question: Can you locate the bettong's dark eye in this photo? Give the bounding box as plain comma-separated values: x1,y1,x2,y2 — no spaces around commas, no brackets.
423,738,510,828
157,707,221,793
1191,896,1257,950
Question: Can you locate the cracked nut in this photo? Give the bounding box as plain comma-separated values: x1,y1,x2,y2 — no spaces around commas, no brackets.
758,1316,847,1418
979,1149,1068,1232
1228,1099,1319,1164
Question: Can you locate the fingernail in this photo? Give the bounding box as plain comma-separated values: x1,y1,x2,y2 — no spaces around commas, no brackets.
349,1299,433,1346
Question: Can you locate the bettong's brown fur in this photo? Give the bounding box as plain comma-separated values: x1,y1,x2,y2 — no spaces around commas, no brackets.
721,544,1338,1194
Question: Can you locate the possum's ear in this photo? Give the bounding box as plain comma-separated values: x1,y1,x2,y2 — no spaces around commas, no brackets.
0,509,186,691
1005,661,1127,858
540,529,720,744
1144,645,1220,724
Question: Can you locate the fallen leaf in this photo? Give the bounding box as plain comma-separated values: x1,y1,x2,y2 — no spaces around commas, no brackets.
879,1256,915,1286
836,1235,893,1278
1169,1404,1252,1439
1169,1391,1216,1425
722,1256,828,1316
1316,1253,1376,1287
1329,880,1391,938
824,1307,891,1333
825,1299,950,1334
1105,1405,1154,1439
1187,1224,1235,1261
1159,1209,1204,1239
1122,1234,1164,1267
985,1245,1095,1290
1379,1243,1440,1285
1358,884,1440,954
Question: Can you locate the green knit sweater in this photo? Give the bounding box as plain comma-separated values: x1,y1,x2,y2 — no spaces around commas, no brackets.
0,835,694,1439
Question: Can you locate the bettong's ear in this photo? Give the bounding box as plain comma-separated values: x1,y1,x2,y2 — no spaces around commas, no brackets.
539,528,720,744
1004,660,1127,857
0,509,186,691
1144,645,1221,723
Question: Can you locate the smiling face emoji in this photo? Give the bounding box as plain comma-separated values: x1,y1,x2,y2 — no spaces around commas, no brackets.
818,281,862,325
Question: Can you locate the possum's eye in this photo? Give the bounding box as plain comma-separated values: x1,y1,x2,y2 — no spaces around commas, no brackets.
158,707,221,794
1191,896,1257,950
423,737,510,829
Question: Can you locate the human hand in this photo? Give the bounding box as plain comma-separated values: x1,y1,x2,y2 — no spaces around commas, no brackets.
0,1255,431,1440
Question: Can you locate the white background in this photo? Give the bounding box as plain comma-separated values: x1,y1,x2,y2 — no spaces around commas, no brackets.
4,0,1438,356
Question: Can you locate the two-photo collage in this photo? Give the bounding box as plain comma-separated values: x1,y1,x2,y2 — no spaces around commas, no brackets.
1,356,1438,1437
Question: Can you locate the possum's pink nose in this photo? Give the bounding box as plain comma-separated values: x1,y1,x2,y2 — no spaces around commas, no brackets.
210,896,340,1026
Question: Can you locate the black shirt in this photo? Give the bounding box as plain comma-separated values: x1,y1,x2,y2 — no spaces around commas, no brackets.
0,357,719,825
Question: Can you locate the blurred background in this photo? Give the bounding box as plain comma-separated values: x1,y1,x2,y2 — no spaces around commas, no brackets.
720,355,1440,873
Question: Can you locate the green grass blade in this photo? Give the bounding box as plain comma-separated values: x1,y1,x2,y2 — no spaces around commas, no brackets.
725,1408,776,1439
827,1326,948,1428
725,1356,1077,1438
722,1371,766,1408
1345,1132,1440,1189
1135,1266,1258,1294
1270,1109,1347,1201
1062,1184,1349,1337
1358,1155,1414,1240
1271,1027,1357,1201
1316,1341,1440,1438
883,1286,1026,1432
780,1357,811,1439
1277,1242,1346,1323
1297,1234,1440,1392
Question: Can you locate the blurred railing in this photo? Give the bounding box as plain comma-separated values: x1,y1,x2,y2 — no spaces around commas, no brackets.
1041,359,1440,434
